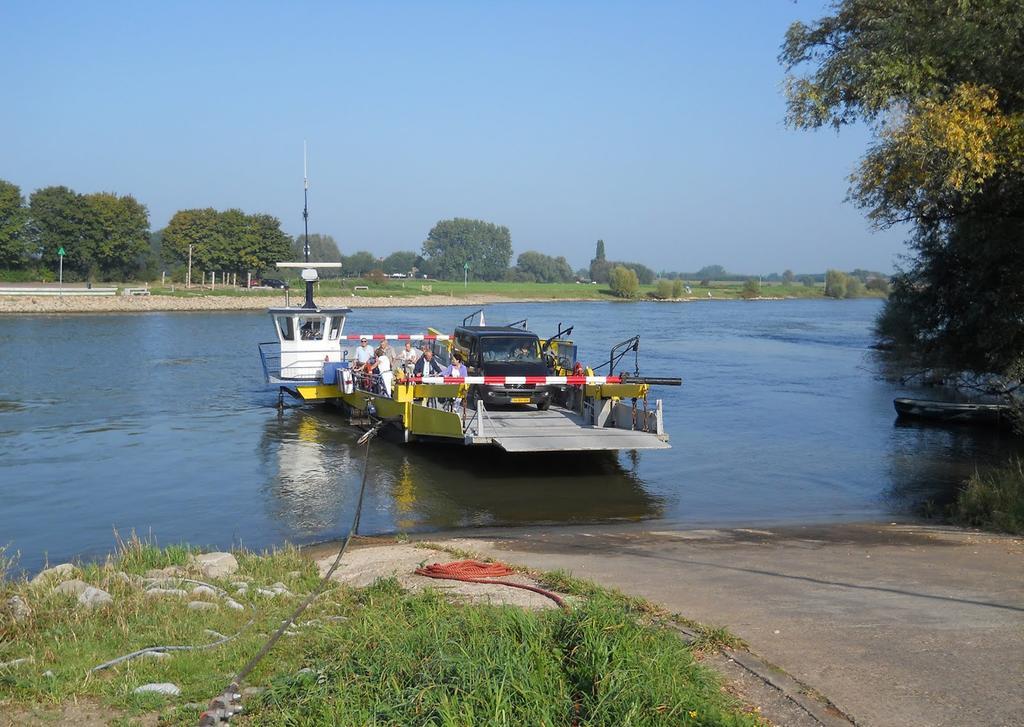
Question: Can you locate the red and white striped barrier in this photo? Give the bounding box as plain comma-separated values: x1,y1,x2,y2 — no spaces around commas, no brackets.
406,375,622,385
344,334,451,341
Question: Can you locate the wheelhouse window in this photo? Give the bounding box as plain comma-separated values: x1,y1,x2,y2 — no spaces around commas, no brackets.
298,316,324,340
479,336,542,363
277,316,295,341
328,316,343,340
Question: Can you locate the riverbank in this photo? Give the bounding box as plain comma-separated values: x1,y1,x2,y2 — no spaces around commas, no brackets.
0,292,534,314
0,291,816,314
0,539,766,726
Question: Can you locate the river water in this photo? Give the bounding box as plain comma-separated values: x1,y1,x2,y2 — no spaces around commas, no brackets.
1,299,1020,573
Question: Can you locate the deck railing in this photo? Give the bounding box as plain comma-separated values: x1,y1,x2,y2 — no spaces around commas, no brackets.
257,342,333,384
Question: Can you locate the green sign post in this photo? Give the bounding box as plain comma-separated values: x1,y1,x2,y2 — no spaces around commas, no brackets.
57,247,66,296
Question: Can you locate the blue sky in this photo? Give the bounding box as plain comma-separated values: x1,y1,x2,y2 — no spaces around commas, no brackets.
2,1,906,273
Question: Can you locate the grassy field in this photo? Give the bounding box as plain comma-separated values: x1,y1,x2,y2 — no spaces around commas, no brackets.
146,277,853,302
0,540,763,726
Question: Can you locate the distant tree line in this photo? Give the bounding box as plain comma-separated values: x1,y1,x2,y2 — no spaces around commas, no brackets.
0,183,891,295
162,208,291,278
0,180,150,281
0,178,296,283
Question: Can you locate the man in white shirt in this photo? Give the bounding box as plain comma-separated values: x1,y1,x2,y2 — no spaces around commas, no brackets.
397,341,421,374
354,338,374,369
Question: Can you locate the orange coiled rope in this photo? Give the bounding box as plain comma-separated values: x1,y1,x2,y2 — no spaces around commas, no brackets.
414,560,567,609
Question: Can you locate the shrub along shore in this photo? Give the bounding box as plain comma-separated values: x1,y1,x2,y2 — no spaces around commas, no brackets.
0,539,762,726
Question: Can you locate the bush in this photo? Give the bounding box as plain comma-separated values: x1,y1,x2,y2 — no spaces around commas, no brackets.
952,458,1024,534
844,276,865,298
671,279,684,297
800,275,816,287
609,265,640,298
825,269,848,298
653,279,673,299
504,268,537,283
741,278,761,299
866,276,890,294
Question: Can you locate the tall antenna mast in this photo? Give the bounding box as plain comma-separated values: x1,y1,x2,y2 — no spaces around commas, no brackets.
302,140,310,264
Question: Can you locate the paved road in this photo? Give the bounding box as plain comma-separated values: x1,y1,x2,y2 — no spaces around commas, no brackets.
441,522,1024,727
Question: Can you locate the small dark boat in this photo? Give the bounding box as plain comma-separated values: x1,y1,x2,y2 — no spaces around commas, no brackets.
893,398,1013,427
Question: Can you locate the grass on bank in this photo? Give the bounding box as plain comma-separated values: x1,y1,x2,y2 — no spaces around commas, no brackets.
0,540,763,726
950,458,1024,535
142,278,839,302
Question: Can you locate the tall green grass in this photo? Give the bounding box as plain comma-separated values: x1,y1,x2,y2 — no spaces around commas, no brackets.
1,542,760,726
250,582,757,726
952,458,1024,535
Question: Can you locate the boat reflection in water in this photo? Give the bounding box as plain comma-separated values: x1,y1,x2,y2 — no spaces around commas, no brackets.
260,407,665,541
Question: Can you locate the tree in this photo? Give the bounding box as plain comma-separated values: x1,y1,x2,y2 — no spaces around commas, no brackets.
0,180,29,268
782,269,796,284
694,264,727,281
654,279,673,299
162,208,225,272
865,276,890,294
799,275,816,287
292,234,342,263
245,213,292,273
782,0,1024,378
619,261,656,285
845,276,866,298
742,278,761,299
80,192,150,279
671,279,684,298
421,218,512,281
29,186,89,274
515,251,574,283
589,239,611,283
382,250,418,275
824,269,848,299
609,265,640,298
342,250,377,276
162,207,288,277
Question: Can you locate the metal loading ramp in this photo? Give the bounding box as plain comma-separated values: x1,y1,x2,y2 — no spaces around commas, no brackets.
466,407,670,452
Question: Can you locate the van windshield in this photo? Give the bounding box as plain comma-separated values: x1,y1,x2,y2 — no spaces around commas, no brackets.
479,336,542,364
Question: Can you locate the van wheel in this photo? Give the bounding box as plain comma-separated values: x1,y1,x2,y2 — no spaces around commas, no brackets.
537,398,550,411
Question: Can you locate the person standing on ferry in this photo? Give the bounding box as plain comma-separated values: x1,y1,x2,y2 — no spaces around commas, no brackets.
370,344,393,396
354,337,374,370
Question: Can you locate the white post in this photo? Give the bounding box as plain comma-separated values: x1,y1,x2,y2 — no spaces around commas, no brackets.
187,244,193,289
59,255,63,297
212,272,216,290
246,271,251,289
161,271,166,286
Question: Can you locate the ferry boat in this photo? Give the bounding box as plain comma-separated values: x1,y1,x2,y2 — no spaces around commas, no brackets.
258,262,681,453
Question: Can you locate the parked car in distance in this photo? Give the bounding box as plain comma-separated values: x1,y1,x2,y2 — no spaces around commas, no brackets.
261,278,290,289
